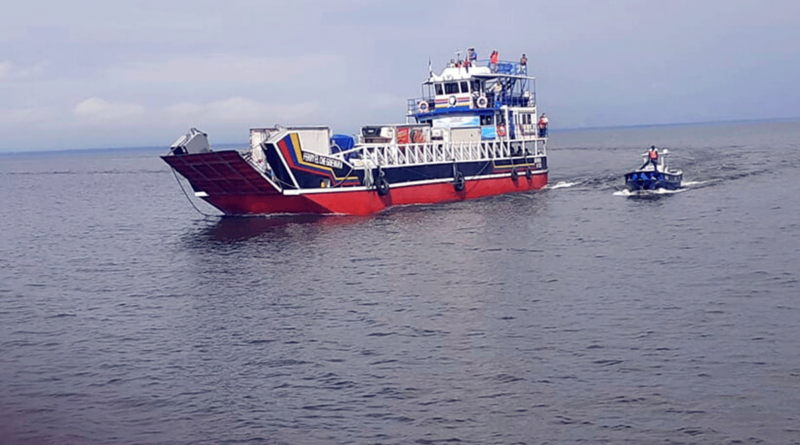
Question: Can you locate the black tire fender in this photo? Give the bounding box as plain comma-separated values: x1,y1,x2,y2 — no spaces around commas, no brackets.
454,171,466,191
377,177,390,196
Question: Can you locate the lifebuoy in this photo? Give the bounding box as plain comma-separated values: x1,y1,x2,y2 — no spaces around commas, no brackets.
510,167,518,181
497,125,506,137
454,171,465,191
448,95,457,106
418,101,429,113
476,96,488,108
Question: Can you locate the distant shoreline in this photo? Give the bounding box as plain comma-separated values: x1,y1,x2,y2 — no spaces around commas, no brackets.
2,116,798,156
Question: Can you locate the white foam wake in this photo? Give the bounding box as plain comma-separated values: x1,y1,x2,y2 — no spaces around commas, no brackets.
549,181,579,190
614,188,686,196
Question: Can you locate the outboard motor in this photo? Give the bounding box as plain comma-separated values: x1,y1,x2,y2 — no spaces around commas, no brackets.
169,127,211,155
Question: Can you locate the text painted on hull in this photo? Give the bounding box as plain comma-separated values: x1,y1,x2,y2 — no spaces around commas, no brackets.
302,152,343,169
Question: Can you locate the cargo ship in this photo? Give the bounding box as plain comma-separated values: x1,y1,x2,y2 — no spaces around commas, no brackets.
163,53,549,215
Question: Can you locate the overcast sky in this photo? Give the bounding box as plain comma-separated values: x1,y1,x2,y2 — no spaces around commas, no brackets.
1,0,798,151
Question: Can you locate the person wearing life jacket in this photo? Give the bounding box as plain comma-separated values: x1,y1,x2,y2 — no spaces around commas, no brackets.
538,113,549,137
643,145,659,169
649,145,659,169
490,50,499,71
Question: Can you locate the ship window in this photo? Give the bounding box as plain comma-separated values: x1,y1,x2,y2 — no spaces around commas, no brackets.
471,80,481,93
444,83,459,94
481,115,494,125
460,81,468,93
435,83,443,95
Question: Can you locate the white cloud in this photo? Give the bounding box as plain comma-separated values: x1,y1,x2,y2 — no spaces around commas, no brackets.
0,107,57,126
0,61,10,80
0,60,46,82
110,54,344,85
164,97,319,125
73,97,145,123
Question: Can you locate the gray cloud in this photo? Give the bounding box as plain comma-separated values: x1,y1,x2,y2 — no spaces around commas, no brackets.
0,0,798,151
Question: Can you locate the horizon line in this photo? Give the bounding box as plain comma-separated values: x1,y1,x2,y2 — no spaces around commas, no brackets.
556,115,800,133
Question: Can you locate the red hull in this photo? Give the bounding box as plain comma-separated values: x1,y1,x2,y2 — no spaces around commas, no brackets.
163,150,548,216
203,173,547,216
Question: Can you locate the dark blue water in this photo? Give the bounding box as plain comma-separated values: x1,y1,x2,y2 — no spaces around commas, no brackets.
2,121,799,444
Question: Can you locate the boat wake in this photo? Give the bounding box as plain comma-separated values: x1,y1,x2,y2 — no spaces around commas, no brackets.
548,181,579,190
614,188,686,197
682,179,722,187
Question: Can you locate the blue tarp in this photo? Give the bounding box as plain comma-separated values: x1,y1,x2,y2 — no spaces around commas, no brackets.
331,134,355,153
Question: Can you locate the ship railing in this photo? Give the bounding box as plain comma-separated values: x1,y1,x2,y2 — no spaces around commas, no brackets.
407,97,434,114
408,91,534,113
451,58,527,75
341,138,544,169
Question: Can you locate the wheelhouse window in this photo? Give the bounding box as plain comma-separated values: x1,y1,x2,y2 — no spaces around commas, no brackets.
460,81,469,93
471,80,481,93
435,83,444,95
444,83,459,94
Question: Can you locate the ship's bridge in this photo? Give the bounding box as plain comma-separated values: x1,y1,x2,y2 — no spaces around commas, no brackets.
407,59,536,116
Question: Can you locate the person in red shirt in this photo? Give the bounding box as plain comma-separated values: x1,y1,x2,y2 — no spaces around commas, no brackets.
538,113,549,137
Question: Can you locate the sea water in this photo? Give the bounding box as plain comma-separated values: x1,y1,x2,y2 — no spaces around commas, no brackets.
1,120,799,444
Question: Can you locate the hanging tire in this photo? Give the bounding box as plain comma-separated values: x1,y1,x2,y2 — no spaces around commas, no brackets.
377,177,390,196
510,167,519,181
454,171,465,191
525,167,533,179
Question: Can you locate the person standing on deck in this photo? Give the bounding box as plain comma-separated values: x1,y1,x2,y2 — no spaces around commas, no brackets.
519,53,528,73
493,81,503,106
538,113,549,137
468,47,478,67
490,50,499,71
648,146,659,169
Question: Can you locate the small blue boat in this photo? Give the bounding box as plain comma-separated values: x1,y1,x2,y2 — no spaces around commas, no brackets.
624,147,682,191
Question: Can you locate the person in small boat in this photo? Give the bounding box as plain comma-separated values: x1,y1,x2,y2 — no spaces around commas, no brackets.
643,145,659,169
